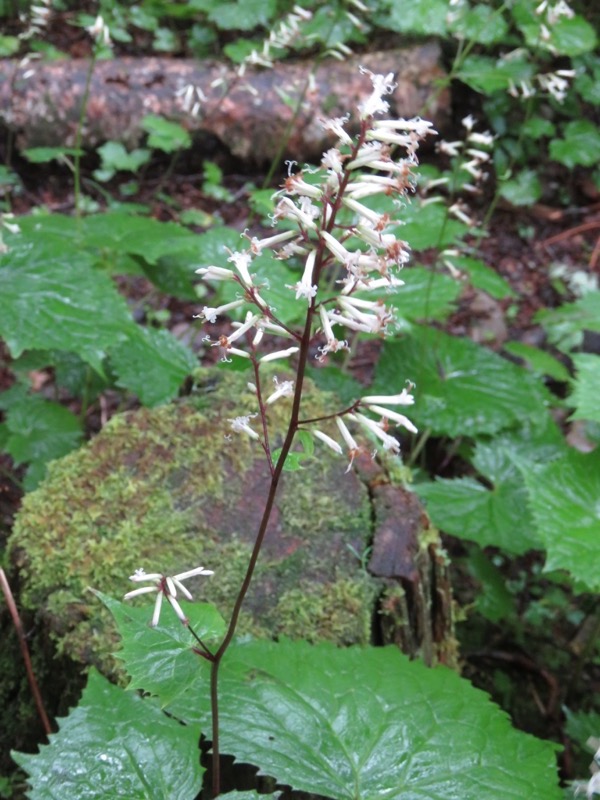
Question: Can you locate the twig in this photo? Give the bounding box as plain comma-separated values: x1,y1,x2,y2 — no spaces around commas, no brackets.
0,567,52,735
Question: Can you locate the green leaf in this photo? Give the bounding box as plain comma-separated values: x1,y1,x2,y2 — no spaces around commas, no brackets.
0,393,82,489
503,342,570,383
305,366,362,406
564,708,600,752
0,35,19,56
570,354,600,423
521,117,556,139
0,243,134,370
96,141,150,174
272,430,315,472
536,292,600,352
382,0,448,35
499,169,542,207
142,252,199,300
548,15,597,56
449,5,508,44
206,0,276,30
141,114,192,153
12,669,204,800
458,55,533,94
82,212,198,265
524,450,600,592
415,439,541,554
448,255,515,300
396,201,468,250
99,592,224,706
550,121,600,169
373,326,551,437
396,266,462,323
466,548,516,623
169,640,561,799
110,327,197,406
22,146,83,163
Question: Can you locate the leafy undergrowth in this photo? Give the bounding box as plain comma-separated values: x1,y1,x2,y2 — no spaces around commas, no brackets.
1,0,600,798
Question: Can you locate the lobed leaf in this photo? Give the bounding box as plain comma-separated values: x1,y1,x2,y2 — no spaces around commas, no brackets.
373,326,551,437
0,244,133,371
177,640,561,800
524,450,600,592
570,354,600,423
12,669,204,800
110,326,197,406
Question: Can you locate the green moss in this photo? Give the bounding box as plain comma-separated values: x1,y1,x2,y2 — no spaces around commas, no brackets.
8,369,374,670
275,575,378,645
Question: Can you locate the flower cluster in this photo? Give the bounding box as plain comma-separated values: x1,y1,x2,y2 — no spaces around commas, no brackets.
124,566,214,627
195,69,430,468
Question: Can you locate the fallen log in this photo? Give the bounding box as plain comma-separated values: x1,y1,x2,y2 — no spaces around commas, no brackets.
0,46,449,162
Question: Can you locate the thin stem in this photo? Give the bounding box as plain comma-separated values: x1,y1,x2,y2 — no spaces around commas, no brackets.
0,568,52,736
208,123,367,797
74,52,97,217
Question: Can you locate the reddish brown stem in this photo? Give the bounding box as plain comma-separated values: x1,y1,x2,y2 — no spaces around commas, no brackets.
0,567,52,736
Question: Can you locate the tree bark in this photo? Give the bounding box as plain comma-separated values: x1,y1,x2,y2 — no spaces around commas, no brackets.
0,46,449,163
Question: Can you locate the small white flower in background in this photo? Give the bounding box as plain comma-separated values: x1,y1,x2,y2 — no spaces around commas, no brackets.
229,414,259,440
266,376,295,405
124,566,214,627
175,83,207,117
86,15,111,47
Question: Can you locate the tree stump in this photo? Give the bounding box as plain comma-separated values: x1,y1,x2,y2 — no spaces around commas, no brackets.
3,370,455,769
0,46,449,162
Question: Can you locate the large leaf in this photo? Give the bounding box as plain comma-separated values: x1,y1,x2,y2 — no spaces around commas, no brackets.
0,391,82,490
382,0,449,35
162,640,560,800
524,450,600,592
110,326,197,406
82,212,199,264
536,291,600,352
550,121,600,169
0,244,134,370
415,440,542,554
570,354,600,423
99,593,225,706
373,326,551,437
12,669,204,800
395,266,461,323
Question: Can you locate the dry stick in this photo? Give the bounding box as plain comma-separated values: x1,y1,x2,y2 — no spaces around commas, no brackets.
0,567,52,736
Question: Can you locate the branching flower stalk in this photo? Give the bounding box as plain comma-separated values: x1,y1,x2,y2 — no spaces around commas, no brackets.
195,70,434,797
125,69,434,798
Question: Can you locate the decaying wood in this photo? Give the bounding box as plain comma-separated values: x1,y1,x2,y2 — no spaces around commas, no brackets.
0,46,449,162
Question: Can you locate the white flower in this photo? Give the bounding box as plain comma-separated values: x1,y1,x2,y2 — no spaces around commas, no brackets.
260,346,300,363
287,250,318,302
226,249,255,287
349,411,400,453
266,376,295,404
196,299,245,323
361,387,415,406
124,566,214,627
196,265,236,281
229,414,259,440
336,417,362,471
86,15,111,46
365,404,418,434
312,429,343,455
358,68,397,119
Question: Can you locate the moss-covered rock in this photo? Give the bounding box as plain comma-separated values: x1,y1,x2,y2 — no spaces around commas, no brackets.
4,368,454,773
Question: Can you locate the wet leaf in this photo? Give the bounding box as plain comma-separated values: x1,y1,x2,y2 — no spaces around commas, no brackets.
374,326,550,437
111,327,197,406
524,450,600,592
12,669,204,800
570,354,600,424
